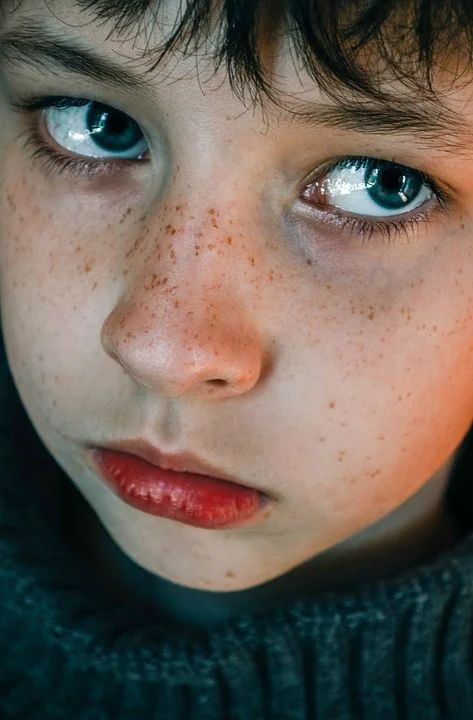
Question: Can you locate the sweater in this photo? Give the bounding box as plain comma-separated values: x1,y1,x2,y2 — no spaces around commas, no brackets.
2,340,473,720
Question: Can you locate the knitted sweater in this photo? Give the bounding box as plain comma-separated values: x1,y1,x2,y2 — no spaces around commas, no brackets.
2,341,473,720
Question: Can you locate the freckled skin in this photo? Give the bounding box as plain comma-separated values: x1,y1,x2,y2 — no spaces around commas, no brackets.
0,0,472,599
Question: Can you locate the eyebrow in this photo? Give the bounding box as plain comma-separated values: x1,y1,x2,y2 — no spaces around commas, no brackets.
0,22,470,153
0,24,151,91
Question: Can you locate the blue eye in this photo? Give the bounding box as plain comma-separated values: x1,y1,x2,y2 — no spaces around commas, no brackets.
305,157,434,218
43,99,149,160
364,161,424,211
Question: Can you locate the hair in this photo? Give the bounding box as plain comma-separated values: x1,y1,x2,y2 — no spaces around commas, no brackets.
5,0,473,109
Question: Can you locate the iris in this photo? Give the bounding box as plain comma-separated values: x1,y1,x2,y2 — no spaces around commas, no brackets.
365,162,422,210
86,102,143,152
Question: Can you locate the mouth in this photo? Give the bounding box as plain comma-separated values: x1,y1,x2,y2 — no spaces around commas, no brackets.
86,439,274,529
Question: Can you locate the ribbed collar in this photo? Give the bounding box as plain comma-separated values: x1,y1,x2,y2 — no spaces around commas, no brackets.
2,348,473,719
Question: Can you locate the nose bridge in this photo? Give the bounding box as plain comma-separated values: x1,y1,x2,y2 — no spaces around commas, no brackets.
100,200,266,398
130,199,249,320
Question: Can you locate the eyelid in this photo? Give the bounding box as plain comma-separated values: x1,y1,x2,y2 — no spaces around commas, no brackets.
11,94,154,176
299,154,455,211
11,95,91,111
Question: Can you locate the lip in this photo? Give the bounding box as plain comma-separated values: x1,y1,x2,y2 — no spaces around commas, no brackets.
86,439,274,529
92,438,268,488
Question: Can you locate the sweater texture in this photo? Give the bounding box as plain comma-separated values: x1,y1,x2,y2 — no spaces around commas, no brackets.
2,341,473,720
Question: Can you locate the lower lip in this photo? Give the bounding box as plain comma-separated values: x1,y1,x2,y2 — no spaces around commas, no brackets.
90,448,270,529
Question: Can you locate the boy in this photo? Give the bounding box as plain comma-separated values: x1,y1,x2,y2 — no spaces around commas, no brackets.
1,0,473,717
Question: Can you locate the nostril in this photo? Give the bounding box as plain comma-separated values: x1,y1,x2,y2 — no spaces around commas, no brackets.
208,379,227,387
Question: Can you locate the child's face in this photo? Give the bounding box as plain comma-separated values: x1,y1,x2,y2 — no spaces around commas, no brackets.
0,0,472,592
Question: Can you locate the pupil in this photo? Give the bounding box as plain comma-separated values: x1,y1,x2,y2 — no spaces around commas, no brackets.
86,102,143,152
382,168,403,192
365,162,422,210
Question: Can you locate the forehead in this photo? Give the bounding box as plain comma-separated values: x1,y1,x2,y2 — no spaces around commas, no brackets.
0,0,464,91
1,0,283,97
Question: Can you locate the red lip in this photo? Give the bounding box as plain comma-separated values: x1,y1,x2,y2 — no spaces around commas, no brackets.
94,438,241,479
86,439,273,529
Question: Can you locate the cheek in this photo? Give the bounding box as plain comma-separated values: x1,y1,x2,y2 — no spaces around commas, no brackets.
270,245,473,526
0,170,110,418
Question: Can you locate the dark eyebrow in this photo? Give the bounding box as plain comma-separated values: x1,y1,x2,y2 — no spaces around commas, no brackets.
1,22,471,154
0,23,151,91
277,98,471,154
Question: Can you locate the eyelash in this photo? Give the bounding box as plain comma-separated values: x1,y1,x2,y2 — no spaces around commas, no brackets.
12,95,146,179
12,95,451,246
301,156,451,246
320,212,428,246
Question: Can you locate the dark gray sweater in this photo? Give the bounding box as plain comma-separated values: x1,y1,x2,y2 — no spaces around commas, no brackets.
1,342,473,720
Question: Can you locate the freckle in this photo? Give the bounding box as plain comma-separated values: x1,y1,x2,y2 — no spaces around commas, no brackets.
319,436,325,442
84,262,92,273
329,401,336,408
225,570,235,578
209,208,216,215
175,205,181,211
92,282,98,290
227,237,233,245
207,243,215,249
174,300,180,308
75,245,82,253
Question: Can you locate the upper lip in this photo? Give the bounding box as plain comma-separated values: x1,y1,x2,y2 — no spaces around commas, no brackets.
89,438,273,497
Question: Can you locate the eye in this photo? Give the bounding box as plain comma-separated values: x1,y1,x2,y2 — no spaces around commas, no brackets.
301,157,434,218
43,99,149,160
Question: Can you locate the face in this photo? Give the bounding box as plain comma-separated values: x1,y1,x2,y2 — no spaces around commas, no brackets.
0,0,472,593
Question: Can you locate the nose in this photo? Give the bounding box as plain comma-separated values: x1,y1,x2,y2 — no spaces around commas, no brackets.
100,221,266,400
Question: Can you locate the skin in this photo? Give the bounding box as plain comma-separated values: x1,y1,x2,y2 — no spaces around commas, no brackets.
0,1,472,623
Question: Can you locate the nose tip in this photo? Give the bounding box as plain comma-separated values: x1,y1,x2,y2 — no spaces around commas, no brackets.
100,306,265,400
